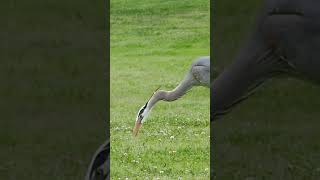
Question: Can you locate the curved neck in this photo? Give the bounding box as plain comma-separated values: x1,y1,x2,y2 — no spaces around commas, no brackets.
147,87,188,110
147,90,166,110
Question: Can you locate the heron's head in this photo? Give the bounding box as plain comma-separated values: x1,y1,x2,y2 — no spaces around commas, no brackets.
133,87,161,136
133,101,151,136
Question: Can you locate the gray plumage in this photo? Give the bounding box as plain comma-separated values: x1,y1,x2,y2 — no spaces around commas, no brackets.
148,56,210,109
135,56,210,127
212,0,320,120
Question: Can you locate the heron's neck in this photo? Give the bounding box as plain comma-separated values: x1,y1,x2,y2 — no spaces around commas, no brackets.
147,88,184,110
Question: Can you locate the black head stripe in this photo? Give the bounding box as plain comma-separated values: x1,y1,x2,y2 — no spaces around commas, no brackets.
138,102,148,116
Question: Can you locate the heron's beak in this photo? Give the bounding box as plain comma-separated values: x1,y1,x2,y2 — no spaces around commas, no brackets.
133,120,142,136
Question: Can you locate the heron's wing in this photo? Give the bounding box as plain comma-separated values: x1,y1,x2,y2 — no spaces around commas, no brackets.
192,65,210,87
211,34,294,121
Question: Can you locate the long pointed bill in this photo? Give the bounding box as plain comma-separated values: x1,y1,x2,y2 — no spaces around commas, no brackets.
133,120,142,136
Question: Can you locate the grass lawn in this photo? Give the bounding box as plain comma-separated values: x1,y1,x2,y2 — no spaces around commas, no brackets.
213,1,320,179
110,0,210,179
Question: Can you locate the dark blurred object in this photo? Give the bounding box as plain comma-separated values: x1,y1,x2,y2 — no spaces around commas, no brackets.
86,140,110,180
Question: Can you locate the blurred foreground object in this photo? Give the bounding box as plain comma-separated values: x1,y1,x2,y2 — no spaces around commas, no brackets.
85,140,109,180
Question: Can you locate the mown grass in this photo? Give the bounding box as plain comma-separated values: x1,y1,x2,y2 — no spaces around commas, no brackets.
213,1,320,179
110,0,210,179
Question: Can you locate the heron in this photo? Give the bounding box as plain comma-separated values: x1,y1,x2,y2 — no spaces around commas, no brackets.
85,140,110,180
133,56,210,136
212,0,320,121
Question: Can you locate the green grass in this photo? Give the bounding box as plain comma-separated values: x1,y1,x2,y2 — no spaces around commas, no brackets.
213,1,320,179
110,0,210,179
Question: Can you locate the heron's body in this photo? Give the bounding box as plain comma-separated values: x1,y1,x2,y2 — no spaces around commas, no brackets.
212,0,320,120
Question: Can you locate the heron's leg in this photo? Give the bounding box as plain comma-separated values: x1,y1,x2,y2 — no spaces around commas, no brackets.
211,38,293,121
